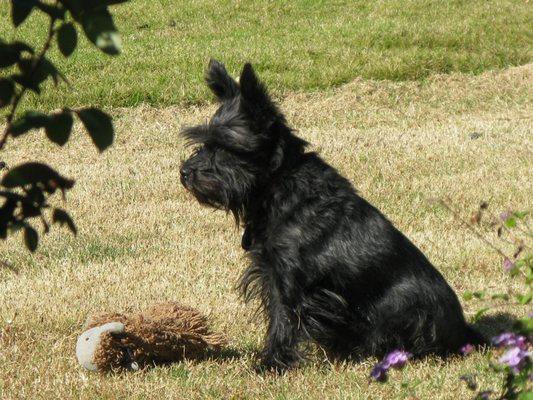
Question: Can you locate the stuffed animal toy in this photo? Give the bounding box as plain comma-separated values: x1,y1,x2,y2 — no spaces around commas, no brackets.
76,301,225,371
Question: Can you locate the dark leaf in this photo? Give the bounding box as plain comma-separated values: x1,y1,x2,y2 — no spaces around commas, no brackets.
22,202,41,218
59,0,128,14
0,78,15,108
24,225,38,252
473,291,485,299
1,162,74,191
52,208,77,235
26,186,45,205
57,22,77,57
81,9,121,55
0,40,34,68
76,107,114,151
45,111,73,146
11,0,36,27
34,2,66,19
11,74,41,94
58,0,82,19
18,57,64,86
9,111,48,137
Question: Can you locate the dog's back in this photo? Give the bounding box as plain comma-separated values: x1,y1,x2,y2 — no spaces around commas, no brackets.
244,152,483,357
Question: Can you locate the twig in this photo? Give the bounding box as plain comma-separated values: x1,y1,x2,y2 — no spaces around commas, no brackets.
0,15,58,151
439,199,510,259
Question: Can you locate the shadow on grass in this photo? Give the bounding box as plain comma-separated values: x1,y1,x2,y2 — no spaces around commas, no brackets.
473,312,522,340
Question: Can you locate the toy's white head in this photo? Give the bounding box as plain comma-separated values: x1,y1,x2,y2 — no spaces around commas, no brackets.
75,322,125,371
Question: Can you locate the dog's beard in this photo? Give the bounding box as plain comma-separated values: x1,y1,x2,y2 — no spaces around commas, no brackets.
182,173,234,211
183,174,248,225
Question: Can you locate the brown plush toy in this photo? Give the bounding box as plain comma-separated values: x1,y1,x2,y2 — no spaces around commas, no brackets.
75,302,225,371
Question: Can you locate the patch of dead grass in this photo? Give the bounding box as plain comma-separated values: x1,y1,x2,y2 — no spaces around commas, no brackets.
0,65,531,399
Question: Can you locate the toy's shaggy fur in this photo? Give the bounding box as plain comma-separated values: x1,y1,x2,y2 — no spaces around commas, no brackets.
180,60,486,372
85,302,225,371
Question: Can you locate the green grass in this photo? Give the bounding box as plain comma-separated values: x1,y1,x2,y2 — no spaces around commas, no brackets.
0,0,531,110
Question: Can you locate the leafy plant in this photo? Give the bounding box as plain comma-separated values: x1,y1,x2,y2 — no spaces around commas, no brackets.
440,200,532,400
0,0,128,251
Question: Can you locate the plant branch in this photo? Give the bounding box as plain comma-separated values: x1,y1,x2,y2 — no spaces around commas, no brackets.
439,199,510,259
0,15,58,151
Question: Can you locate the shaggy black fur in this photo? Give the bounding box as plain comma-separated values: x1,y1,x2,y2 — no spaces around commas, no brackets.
180,60,485,372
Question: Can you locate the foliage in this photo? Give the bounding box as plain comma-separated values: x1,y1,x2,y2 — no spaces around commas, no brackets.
374,200,532,399
456,203,532,400
0,0,128,252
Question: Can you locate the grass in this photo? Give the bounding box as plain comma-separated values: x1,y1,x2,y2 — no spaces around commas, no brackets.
0,0,531,110
0,63,531,399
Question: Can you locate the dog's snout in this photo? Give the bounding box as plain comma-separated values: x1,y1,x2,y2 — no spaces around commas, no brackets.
180,165,191,179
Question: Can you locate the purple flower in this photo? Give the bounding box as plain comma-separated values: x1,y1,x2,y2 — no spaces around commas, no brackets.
477,391,492,400
460,343,474,355
370,350,412,382
499,346,530,373
500,211,512,222
492,332,528,350
370,364,387,382
381,349,412,369
503,258,515,272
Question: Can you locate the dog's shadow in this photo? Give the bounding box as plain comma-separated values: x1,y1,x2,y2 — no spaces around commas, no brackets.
472,312,521,340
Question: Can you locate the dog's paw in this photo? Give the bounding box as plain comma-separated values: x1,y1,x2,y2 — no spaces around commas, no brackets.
255,352,299,374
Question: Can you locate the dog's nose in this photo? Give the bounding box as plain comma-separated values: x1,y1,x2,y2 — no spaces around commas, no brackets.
180,165,192,181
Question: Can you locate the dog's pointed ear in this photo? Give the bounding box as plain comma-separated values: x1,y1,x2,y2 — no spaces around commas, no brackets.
239,63,270,105
205,59,239,101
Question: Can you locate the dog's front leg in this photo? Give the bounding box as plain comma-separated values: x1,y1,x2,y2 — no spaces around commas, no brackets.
259,283,301,373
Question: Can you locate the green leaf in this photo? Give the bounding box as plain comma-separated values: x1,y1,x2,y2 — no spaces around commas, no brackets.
52,208,77,235
471,307,490,323
491,293,510,301
76,107,114,151
24,225,38,252
45,111,73,146
513,211,530,220
504,217,517,228
473,291,485,299
57,22,77,57
9,111,48,137
518,391,533,400
463,291,473,301
1,162,74,190
81,9,122,55
11,0,36,27
0,78,15,108
517,292,532,305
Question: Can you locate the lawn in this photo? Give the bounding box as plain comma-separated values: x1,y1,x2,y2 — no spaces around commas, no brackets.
0,63,531,398
0,0,531,109
0,1,532,399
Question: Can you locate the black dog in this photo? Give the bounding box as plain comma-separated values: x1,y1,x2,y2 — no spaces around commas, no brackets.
180,60,485,371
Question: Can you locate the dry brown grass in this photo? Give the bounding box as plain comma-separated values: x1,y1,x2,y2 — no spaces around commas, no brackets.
0,65,531,399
